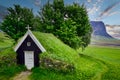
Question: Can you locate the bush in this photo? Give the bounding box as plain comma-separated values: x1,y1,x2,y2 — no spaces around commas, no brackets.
0,48,26,80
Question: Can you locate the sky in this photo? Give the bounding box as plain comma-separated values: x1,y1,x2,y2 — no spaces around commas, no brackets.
0,0,120,39
0,0,120,25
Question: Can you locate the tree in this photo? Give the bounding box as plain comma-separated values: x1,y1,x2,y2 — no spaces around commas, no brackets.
0,5,34,41
32,16,42,31
65,3,92,50
56,19,81,48
38,0,92,49
38,0,64,33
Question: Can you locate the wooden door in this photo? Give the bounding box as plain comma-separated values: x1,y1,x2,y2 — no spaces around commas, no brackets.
24,51,34,70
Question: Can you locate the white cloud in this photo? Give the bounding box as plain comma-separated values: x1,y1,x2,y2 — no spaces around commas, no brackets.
106,25,120,39
87,0,91,3
98,2,120,19
108,11,120,16
87,3,100,14
34,0,41,6
98,0,103,2
87,0,103,20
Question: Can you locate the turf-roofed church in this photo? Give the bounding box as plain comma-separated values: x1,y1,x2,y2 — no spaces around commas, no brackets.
14,26,46,70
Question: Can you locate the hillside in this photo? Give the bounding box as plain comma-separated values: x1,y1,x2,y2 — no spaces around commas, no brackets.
0,32,14,49
0,32,25,80
0,31,120,80
30,32,106,80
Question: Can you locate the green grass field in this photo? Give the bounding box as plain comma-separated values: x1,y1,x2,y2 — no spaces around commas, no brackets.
0,31,120,80
79,45,120,80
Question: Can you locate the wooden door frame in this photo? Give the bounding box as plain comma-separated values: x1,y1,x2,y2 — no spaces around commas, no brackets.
24,51,34,70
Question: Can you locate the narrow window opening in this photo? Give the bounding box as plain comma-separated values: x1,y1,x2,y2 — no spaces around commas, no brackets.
27,42,31,46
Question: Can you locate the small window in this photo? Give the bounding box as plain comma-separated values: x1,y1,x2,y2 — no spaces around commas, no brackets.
27,42,31,46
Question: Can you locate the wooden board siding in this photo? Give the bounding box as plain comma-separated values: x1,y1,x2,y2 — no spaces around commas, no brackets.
16,35,42,67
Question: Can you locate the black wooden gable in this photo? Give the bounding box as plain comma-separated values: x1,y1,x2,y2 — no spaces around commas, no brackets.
17,35,41,52
14,30,46,67
16,35,42,66
14,30,46,52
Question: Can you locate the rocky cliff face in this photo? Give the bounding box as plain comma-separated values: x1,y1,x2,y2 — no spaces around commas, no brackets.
90,21,113,38
90,21,120,46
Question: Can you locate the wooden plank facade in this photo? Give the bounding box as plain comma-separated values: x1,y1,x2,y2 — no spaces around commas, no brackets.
14,29,46,69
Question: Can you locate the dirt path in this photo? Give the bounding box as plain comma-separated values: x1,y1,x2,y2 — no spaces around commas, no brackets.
12,71,31,80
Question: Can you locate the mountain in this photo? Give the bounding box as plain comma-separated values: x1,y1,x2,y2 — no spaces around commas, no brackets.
90,21,113,38
90,21,120,46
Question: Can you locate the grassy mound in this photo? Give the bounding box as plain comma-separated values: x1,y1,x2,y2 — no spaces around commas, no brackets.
30,32,105,80
0,48,25,80
0,32,25,80
0,32,14,49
